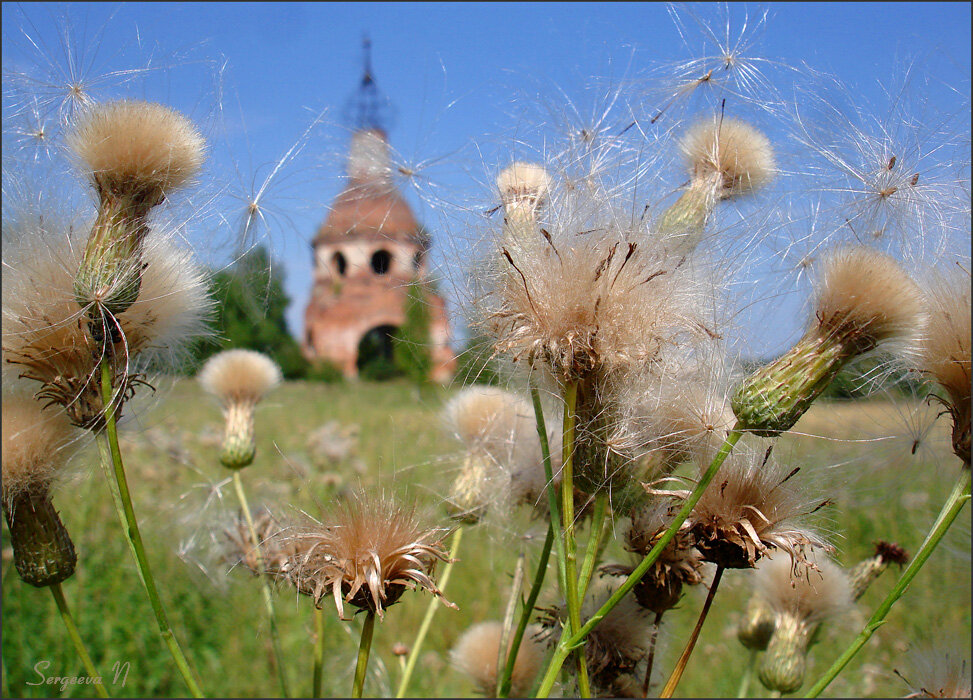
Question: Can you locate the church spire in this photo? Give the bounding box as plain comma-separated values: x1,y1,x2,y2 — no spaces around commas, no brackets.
342,34,395,133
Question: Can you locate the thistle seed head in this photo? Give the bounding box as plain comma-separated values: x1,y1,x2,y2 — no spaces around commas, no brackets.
680,117,775,198
2,394,79,504
916,269,971,465
278,492,453,619
687,451,830,569
69,100,205,205
450,621,545,697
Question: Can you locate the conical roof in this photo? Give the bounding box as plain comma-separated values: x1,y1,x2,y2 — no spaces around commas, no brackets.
314,130,424,247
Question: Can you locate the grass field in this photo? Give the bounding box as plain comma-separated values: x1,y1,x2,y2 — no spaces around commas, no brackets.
2,379,970,698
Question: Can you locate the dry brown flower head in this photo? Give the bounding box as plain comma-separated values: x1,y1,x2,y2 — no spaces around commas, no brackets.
280,492,454,619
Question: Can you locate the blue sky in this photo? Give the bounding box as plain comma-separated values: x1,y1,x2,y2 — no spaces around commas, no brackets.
3,2,970,356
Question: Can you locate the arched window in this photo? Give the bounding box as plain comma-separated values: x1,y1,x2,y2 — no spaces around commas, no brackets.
371,249,391,275
332,251,347,276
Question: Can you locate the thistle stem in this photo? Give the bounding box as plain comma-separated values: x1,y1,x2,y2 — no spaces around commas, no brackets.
498,523,555,698
659,565,725,697
576,491,609,601
530,385,568,596
352,610,377,698
231,471,289,697
50,583,110,698
313,606,325,698
806,467,971,698
736,649,757,698
559,380,591,698
641,611,664,697
97,357,205,698
395,527,463,697
534,425,744,698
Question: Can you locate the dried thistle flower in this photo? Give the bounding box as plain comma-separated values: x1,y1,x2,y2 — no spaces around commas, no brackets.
847,540,909,601
3,221,212,429
222,508,294,576
2,393,81,587
69,100,205,318
605,501,704,614
450,621,545,697
539,574,655,697
756,554,854,694
198,349,282,469
733,246,925,437
279,492,453,620
684,450,829,569
659,117,775,253
916,269,971,466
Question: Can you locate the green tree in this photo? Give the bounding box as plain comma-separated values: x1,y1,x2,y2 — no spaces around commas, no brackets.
189,245,309,379
392,279,433,384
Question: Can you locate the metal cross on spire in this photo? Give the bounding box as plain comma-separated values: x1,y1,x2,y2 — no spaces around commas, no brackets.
342,33,396,133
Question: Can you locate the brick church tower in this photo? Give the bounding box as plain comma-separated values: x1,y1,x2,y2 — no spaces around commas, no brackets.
303,41,454,381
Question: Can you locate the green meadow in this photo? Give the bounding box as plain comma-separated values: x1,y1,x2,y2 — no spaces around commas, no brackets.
2,379,970,698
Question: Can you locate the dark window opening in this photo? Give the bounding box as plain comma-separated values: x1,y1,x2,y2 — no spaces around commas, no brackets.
356,325,401,380
333,251,347,276
371,249,391,275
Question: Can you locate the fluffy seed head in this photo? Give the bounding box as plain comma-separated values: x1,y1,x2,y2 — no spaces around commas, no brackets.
69,100,205,203
198,350,282,407
450,621,545,697
680,117,775,198
2,394,79,503
917,270,971,465
756,552,853,624
496,162,551,210
814,246,925,354
278,492,453,619
3,221,213,428
687,451,829,569
899,642,972,698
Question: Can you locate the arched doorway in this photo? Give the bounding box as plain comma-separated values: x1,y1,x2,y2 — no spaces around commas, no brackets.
356,324,400,380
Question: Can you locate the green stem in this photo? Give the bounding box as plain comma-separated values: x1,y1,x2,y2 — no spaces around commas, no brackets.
736,649,757,698
535,425,744,697
659,566,725,697
395,527,463,697
97,358,205,698
232,472,289,697
530,385,568,597
352,611,377,698
559,380,591,698
313,606,325,698
576,491,609,601
50,583,110,698
498,523,555,698
805,467,971,698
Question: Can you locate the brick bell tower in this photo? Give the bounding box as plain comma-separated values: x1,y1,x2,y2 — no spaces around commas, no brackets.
303,38,454,381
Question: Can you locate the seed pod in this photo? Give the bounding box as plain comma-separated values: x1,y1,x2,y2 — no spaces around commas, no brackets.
738,594,776,651
4,491,76,587
759,612,812,694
